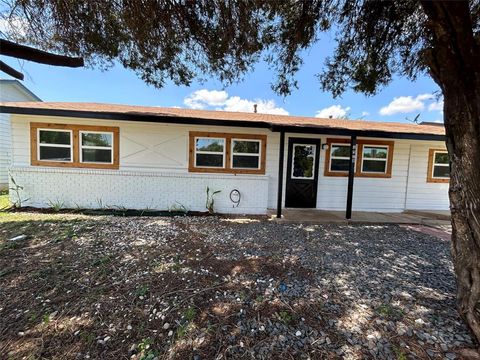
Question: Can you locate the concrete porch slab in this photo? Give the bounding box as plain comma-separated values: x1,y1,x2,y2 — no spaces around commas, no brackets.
268,208,451,226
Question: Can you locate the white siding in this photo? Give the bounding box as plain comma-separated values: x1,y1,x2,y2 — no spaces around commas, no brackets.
10,115,274,213
9,114,450,214
405,143,450,210
0,82,39,189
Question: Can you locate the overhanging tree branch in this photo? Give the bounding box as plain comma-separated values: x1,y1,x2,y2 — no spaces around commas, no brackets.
0,60,24,80
0,39,84,67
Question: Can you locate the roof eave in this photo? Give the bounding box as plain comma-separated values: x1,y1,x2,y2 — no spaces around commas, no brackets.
0,105,446,141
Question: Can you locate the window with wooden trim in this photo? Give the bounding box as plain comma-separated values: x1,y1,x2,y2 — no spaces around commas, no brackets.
324,138,394,178
427,149,450,183
189,131,266,174
31,123,119,169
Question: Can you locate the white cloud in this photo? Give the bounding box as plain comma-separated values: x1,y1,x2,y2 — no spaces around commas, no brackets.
361,111,370,117
428,98,444,112
183,89,288,115
0,16,28,37
315,105,351,119
379,93,446,116
379,95,427,116
184,89,229,109
416,93,435,101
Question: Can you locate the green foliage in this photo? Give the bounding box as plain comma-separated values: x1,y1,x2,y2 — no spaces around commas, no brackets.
182,307,197,322
392,345,407,360
376,304,404,321
9,176,27,208
205,186,221,214
278,310,295,325
48,199,65,212
134,285,150,298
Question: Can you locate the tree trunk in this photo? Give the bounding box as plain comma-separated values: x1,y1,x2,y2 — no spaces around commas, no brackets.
421,1,480,345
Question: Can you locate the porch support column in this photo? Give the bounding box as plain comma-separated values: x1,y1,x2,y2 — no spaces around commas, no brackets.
276,130,285,218
346,135,357,219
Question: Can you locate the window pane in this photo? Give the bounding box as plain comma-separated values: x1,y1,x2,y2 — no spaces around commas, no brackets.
363,146,388,159
232,155,259,169
196,153,223,167
433,165,450,178
331,159,350,172
362,159,386,173
82,132,112,147
39,130,71,145
293,145,315,178
39,146,71,161
196,138,224,152
434,152,449,164
233,140,260,154
331,145,350,158
82,149,112,163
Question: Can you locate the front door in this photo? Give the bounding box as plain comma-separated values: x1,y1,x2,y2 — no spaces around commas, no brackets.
285,138,320,208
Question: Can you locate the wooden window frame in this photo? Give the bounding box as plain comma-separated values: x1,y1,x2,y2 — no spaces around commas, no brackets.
324,138,394,178
31,122,119,169
427,148,450,183
189,131,267,174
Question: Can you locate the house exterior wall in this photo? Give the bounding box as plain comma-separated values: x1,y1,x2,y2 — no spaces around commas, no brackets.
8,114,449,214
0,82,40,190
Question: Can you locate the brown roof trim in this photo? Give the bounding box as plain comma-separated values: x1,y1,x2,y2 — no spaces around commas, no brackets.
0,103,446,141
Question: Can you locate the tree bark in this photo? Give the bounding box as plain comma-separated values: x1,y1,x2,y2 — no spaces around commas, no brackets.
421,1,480,345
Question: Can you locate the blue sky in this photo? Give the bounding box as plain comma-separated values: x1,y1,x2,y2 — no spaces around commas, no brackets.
1,39,444,123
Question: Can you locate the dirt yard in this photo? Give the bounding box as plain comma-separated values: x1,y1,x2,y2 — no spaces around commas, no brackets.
0,210,475,359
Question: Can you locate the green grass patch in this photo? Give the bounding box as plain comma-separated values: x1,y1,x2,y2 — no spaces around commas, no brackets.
376,304,404,321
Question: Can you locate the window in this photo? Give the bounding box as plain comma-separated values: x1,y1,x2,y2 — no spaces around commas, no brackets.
189,131,266,174
80,131,114,164
427,149,450,183
292,144,316,179
31,123,119,169
324,138,394,178
231,139,261,169
38,129,73,162
361,145,388,174
329,144,351,172
195,137,225,168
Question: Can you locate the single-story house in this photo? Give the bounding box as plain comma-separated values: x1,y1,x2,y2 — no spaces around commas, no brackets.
0,80,41,190
0,102,449,217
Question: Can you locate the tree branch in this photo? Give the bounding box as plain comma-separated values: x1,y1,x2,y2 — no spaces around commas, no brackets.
0,39,84,67
0,60,24,80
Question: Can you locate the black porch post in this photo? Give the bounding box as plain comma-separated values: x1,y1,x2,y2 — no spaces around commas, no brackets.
276,130,285,218
346,135,357,219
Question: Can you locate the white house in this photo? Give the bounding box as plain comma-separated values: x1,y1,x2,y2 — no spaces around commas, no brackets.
0,80,41,190
0,102,449,217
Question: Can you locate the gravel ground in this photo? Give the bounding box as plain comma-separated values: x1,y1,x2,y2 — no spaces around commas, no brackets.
0,213,476,359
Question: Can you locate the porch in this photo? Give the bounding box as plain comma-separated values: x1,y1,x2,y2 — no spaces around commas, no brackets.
270,208,450,225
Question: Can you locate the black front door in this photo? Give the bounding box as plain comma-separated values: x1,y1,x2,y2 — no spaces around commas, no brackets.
285,138,320,208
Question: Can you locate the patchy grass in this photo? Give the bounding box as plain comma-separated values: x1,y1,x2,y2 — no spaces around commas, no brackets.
0,191,10,210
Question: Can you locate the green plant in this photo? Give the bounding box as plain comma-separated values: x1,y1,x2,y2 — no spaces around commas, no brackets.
176,323,189,338
9,175,28,208
205,186,221,214
376,304,404,321
183,307,197,322
278,310,295,325
169,201,189,214
48,199,65,212
80,331,95,345
392,345,407,360
134,285,150,297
